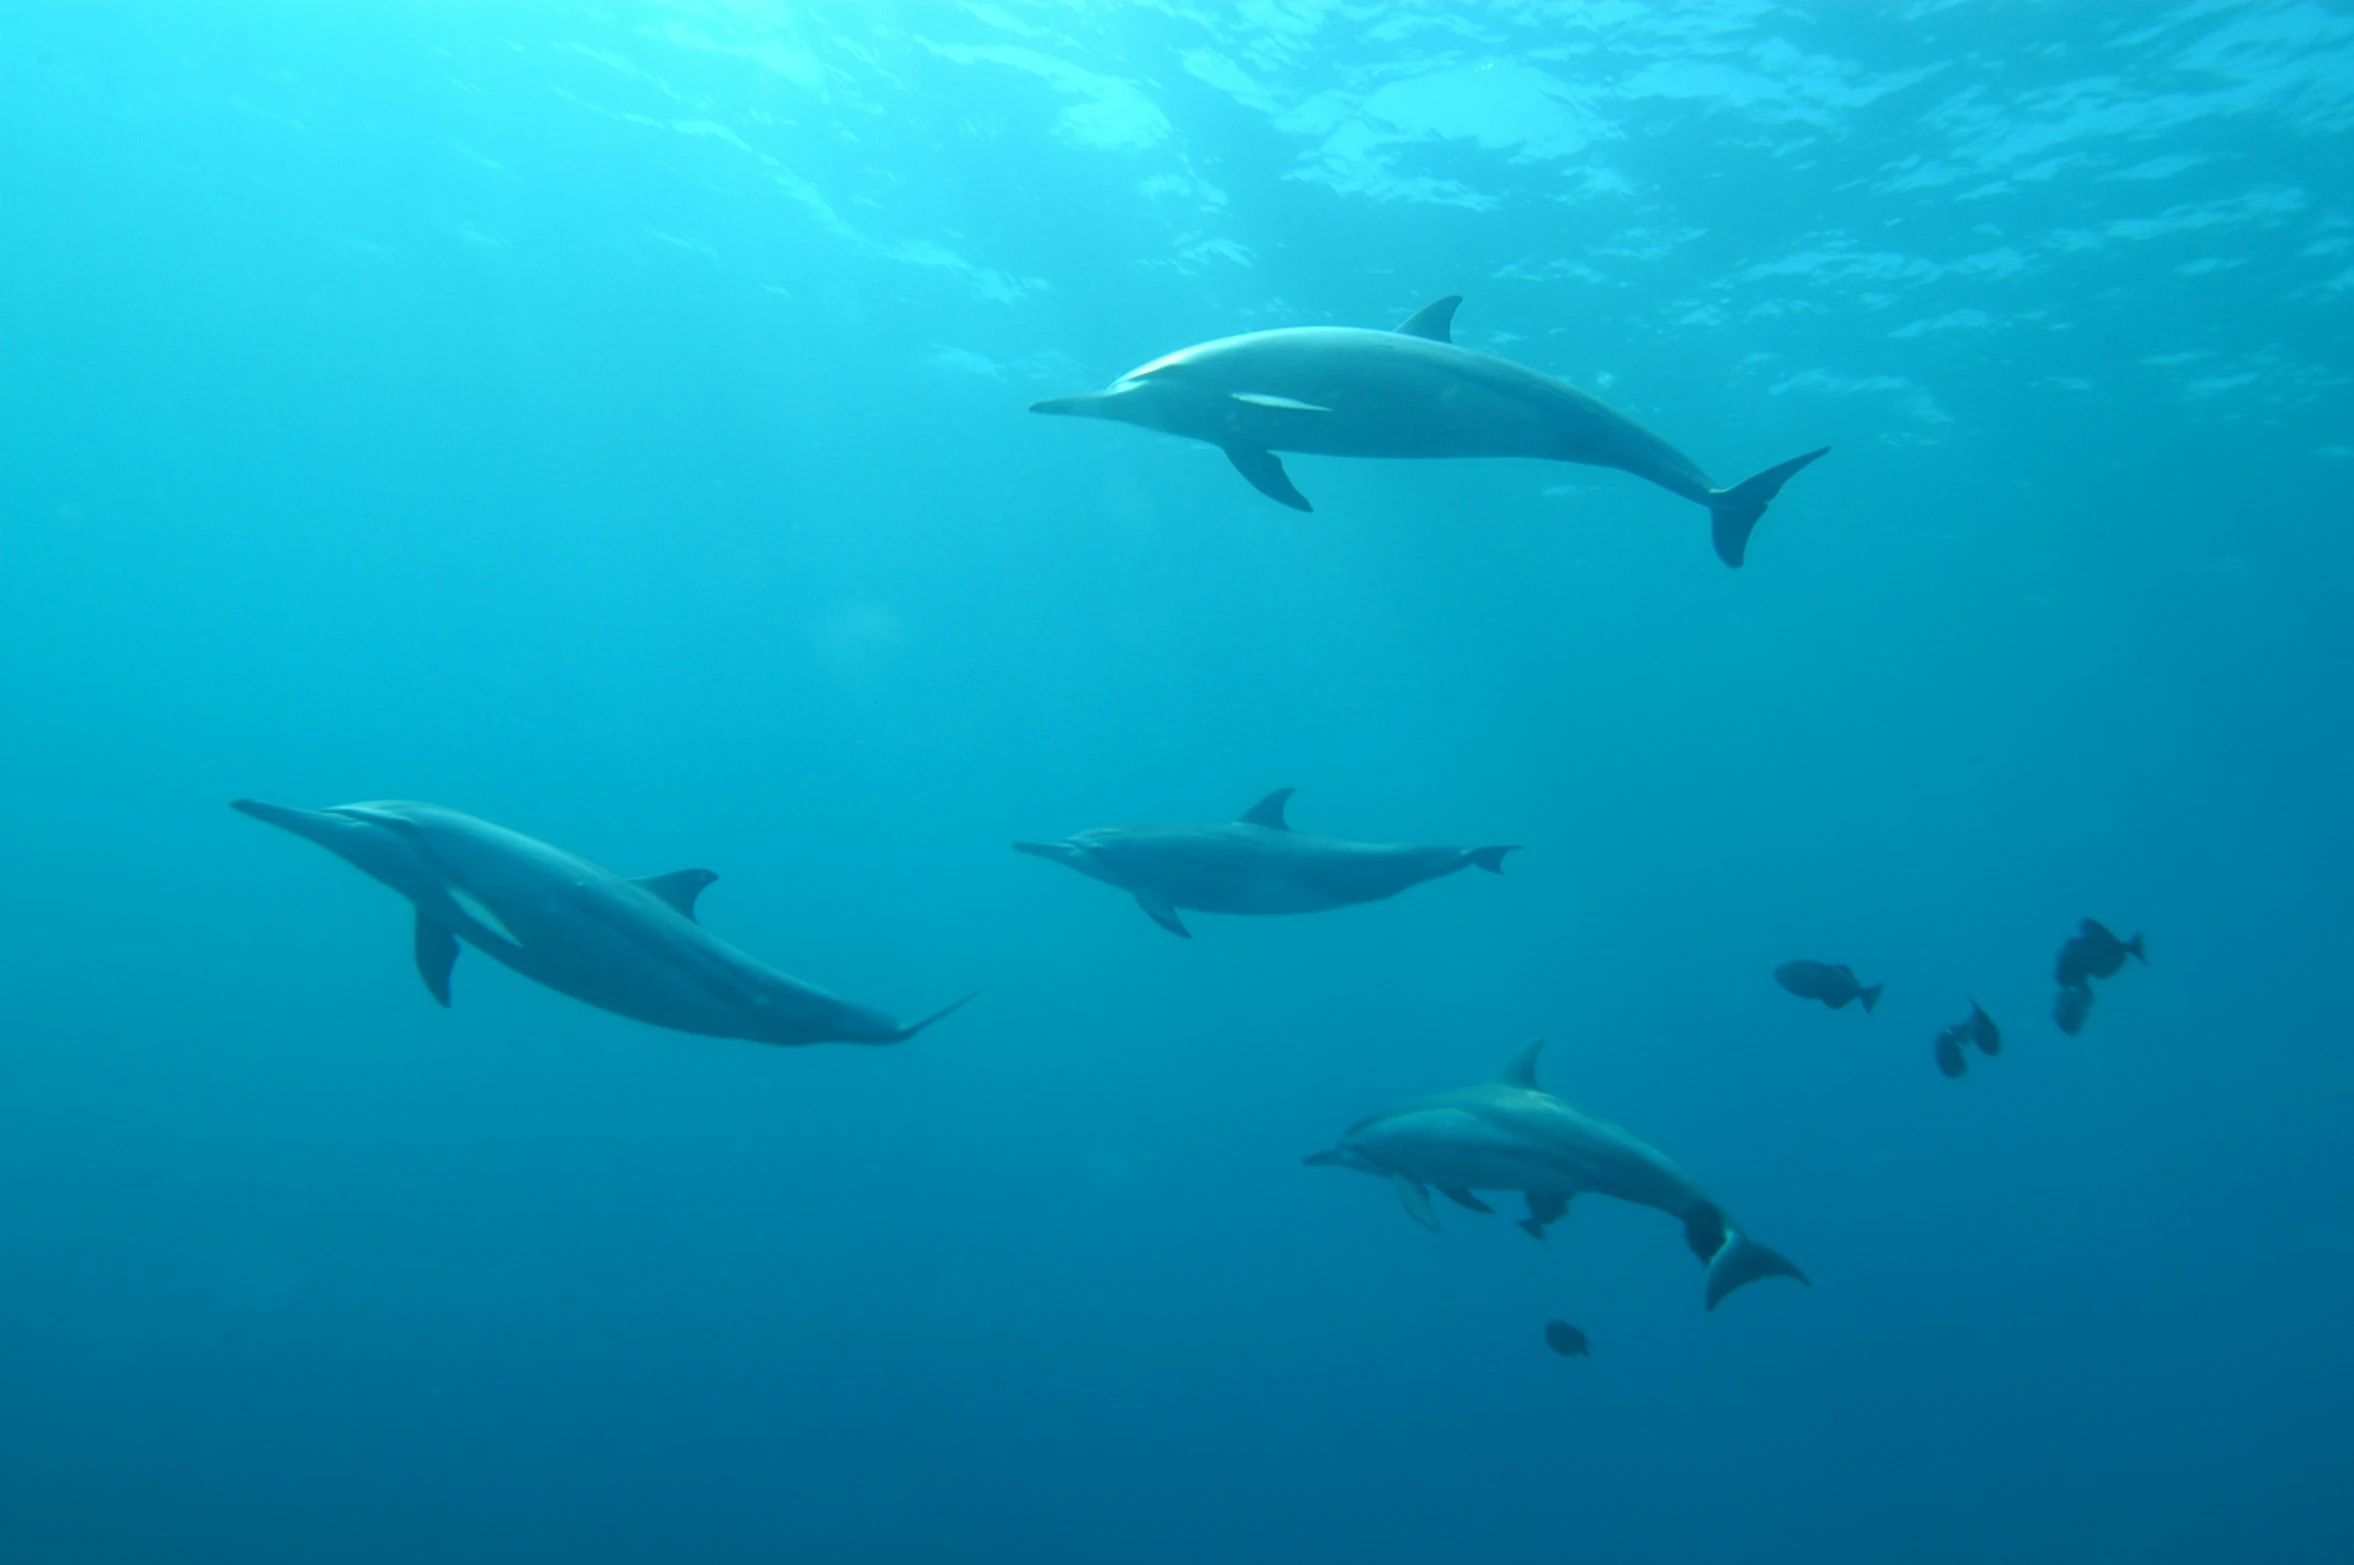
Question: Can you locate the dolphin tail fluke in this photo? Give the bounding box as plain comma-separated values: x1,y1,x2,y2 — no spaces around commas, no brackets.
1705,1232,1810,1311
1466,845,1519,875
1706,447,1829,567
1858,982,1884,1014
2126,932,2148,964
892,992,978,1042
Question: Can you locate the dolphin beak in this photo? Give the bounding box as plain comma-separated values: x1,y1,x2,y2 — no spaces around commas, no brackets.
1028,393,1106,417
231,798,342,843
1302,1148,1346,1167
1012,840,1077,862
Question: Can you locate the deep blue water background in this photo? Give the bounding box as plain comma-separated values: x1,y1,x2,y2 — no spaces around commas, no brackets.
4,4,2351,1561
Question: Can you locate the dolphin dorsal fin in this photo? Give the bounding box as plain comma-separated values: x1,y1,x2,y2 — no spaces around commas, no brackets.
634,868,718,921
1239,788,1296,830
1497,1038,1546,1090
1395,295,1461,343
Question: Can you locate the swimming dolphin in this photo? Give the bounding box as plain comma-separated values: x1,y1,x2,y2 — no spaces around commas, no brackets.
1030,295,1828,567
1305,1040,1809,1311
1013,788,1516,938
232,799,973,1046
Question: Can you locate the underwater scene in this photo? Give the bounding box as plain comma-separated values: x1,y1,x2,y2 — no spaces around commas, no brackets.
3,3,2351,1561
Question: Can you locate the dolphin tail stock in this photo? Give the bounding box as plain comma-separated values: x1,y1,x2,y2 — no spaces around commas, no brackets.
1704,1231,1811,1311
1465,845,1520,875
1705,447,1829,568
1858,982,1885,1014
889,991,979,1043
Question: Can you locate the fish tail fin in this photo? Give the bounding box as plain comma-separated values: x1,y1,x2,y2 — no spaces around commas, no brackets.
1859,982,1884,1014
893,992,978,1041
1705,1232,1811,1311
1467,845,1519,875
2127,933,2148,964
1706,447,1829,568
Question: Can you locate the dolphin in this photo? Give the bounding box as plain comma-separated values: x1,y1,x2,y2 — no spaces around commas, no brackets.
1030,295,1828,567
1013,787,1516,938
232,799,973,1046
1305,1040,1809,1311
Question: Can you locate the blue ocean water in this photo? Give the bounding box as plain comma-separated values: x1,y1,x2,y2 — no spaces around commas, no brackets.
3,3,2351,1560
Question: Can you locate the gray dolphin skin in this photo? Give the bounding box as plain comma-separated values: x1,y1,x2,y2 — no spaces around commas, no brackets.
232,799,973,1046
1030,295,1829,567
1305,1040,1809,1311
1013,788,1516,938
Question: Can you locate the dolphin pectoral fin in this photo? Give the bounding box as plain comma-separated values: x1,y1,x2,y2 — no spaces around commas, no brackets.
1440,1187,1494,1214
413,915,459,1008
632,868,718,922
1520,1191,1569,1240
1395,295,1461,343
1225,447,1312,511
1706,447,1829,567
1394,1174,1440,1232
1133,891,1191,939
1704,1233,1810,1311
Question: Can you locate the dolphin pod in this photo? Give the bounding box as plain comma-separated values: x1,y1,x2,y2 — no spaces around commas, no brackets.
1305,1040,1810,1311
216,291,2162,1354
1014,787,1515,938
232,799,973,1047
1031,294,1829,567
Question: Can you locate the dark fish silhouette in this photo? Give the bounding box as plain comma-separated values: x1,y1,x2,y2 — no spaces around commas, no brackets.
2055,919,2146,989
1773,960,1884,1013
2053,984,2094,1036
1933,1031,1968,1078
1933,1001,1999,1080
1544,1320,1590,1358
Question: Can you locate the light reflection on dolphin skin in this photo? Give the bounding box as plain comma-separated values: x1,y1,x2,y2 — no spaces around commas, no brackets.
1014,787,1517,939
232,799,973,1047
1032,294,1828,567
1306,1040,1809,1311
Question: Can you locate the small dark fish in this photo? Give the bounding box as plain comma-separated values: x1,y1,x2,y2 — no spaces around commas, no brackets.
1934,1030,1969,1078
1966,1000,2001,1056
1774,960,1885,1014
2053,983,2094,1036
1544,1320,1590,1358
2055,919,2146,989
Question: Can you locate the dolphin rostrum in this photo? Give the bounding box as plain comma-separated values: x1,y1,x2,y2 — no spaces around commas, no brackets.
1014,788,1516,939
232,799,973,1046
1030,295,1828,567
1305,1040,1809,1311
